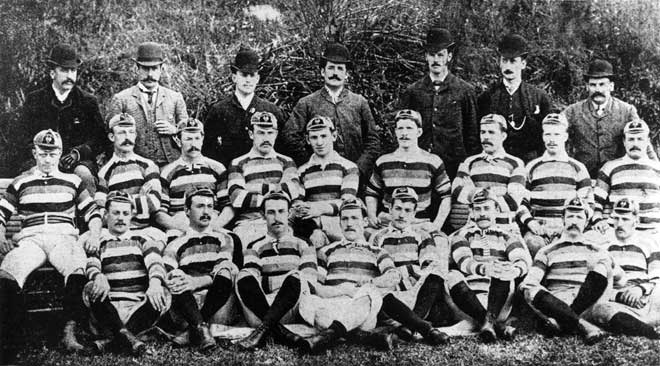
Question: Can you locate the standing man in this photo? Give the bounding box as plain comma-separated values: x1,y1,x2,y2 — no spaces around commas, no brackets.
0,130,102,361
203,47,285,167
396,27,479,179
563,59,655,178
20,43,106,192
107,42,188,167
477,34,552,163
283,43,380,186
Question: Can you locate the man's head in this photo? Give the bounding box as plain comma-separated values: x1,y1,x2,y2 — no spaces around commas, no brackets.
563,196,590,238
584,59,614,106
178,118,205,159
108,113,137,154
105,191,134,236
134,42,165,90
339,197,368,241
541,113,569,155
623,119,650,160
32,129,63,175
497,34,528,82
231,47,260,97
611,198,639,241
320,43,351,90
47,44,81,93
390,187,418,231
480,114,507,154
249,111,278,156
184,186,216,230
262,186,291,238
394,109,423,150
424,27,454,76
305,115,337,157
470,188,498,230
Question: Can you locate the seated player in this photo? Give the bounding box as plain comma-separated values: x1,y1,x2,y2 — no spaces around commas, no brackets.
589,198,660,339
449,188,532,342
520,196,610,344
96,113,165,242
228,112,302,246
517,113,592,257
157,118,233,233
294,115,359,246
452,114,526,235
0,129,102,361
83,191,170,355
163,187,240,350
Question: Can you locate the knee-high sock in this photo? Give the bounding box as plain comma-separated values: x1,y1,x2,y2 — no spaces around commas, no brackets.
413,274,446,319
449,282,487,323
125,301,160,335
532,289,580,331
63,273,87,324
200,276,233,322
262,276,301,328
382,294,433,337
172,291,204,327
487,278,511,318
90,298,126,334
570,271,608,315
0,277,23,363
608,312,660,339
237,276,270,320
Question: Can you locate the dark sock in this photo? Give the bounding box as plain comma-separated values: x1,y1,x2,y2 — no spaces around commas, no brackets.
570,271,608,315
0,277,22,365
200,276,233,322
413,274,445,319
608,312,660,339
426,296,454,326
63,273,87,324
487,278,511,317
172,291,204,327
262,276,301,327
90,298,126,334
382,294,432,337
237,276,270,320
328,320,347,336
125,301,161,334
449,282,487,323
532,290,580,331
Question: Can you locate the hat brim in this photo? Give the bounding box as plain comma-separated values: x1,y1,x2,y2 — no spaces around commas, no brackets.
47,59,82,68
424,42,456,53
321,56,352,65
133,59,165,67
498,50,528,59
231,64,261,74
583,73,615,81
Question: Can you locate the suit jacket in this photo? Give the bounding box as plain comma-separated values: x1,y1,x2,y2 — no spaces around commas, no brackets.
107,84,188,165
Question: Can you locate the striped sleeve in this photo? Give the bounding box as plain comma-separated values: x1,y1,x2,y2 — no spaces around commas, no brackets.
593,165,612,214
341,163,360,198
506,159,527,209
85,251,102,280
242,241,263,280
450,233,485,276
214,163,230,208
575,161,594,204
142,238,166,283
162,238,181,272
298,241,318,283
452,161,475,204
159,172,171,214
316,246,329,283
365,162,384,198
645,239,660,292
432,159,451,200
212,232,238,280
520,249,549,296
505,234,532,277
376,248,396,274
281,157,304,201
418,232,439,268
76,181,101,223
228,159,263,209
0,181,18,227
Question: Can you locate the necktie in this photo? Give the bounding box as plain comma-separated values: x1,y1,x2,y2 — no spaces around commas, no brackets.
144,90,155,105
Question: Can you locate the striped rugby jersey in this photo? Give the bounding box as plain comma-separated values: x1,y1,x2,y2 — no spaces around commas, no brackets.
608,232,660,294
85,229,166,300
228,150,302,220
159,156,229,214
163,227,237,280
0,169,100,228
452,151,526,214
317,239,396,286
526,236,611,294
450,222,531,295
96,153,161,229
369,225,439,290
298,151,359,213
366,148,450,219
242,230,317,294
595,156,660,230
518,152,592,226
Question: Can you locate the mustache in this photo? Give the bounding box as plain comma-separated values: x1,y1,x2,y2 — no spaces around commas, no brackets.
328,75,341,81
590,91,606,99
121,140,135,146
260,142,272,147
63,79,75,84
482,141,493,146
630,147,642,152
200,214,211,221
431,63,442,67
187,146,201,152
141,77,158,82
567,224,580,231
503,69,514,75
476,216,489,221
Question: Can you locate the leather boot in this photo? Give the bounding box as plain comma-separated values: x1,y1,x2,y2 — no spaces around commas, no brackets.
495,321,516,341
272,323,303,347
478,315,497,343
578,319,607,345
189,323,216,351
394,326,414,342
425,329,450,345
349,329,396,351
298,328,342,353
117,328,146,356
237,323,269,351
62,320,85,352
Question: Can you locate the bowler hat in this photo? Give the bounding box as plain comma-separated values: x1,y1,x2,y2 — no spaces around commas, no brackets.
231,46,260,74
498,34,528,59
424,27,455,53
321,43,351,65
46,44,82,69
133,42,165,66
583,59,614,81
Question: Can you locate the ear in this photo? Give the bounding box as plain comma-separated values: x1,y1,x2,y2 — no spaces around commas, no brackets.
49,69,56,80
447,51,453,63
416,127,423,137
248,129,254,140
255,73,261,83
32,147,37,159
231,73,237,84
305,134,311,145
502,131,508,141
108,132,115,142
609,82,615,92
521,59,527,69
331,130,338,141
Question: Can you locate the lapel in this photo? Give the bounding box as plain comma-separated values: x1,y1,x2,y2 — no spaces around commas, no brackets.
130,85,150,119
155,86,166,108
48,85,74,110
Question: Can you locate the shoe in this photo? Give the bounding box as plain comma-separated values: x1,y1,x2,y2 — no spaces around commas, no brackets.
495,321,516,341
478,317,497,343
393,326,414,342
237,323,269,351
425,328,450,345
189,323,216,351
537,316,562,337
62,321,85,352
578,319,607,345
298,328,342,354
272,323,303,347
92,338,113,354
117,329,146,356
349,329,396,351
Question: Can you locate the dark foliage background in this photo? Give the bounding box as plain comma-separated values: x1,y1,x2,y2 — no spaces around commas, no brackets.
0,0,659,176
